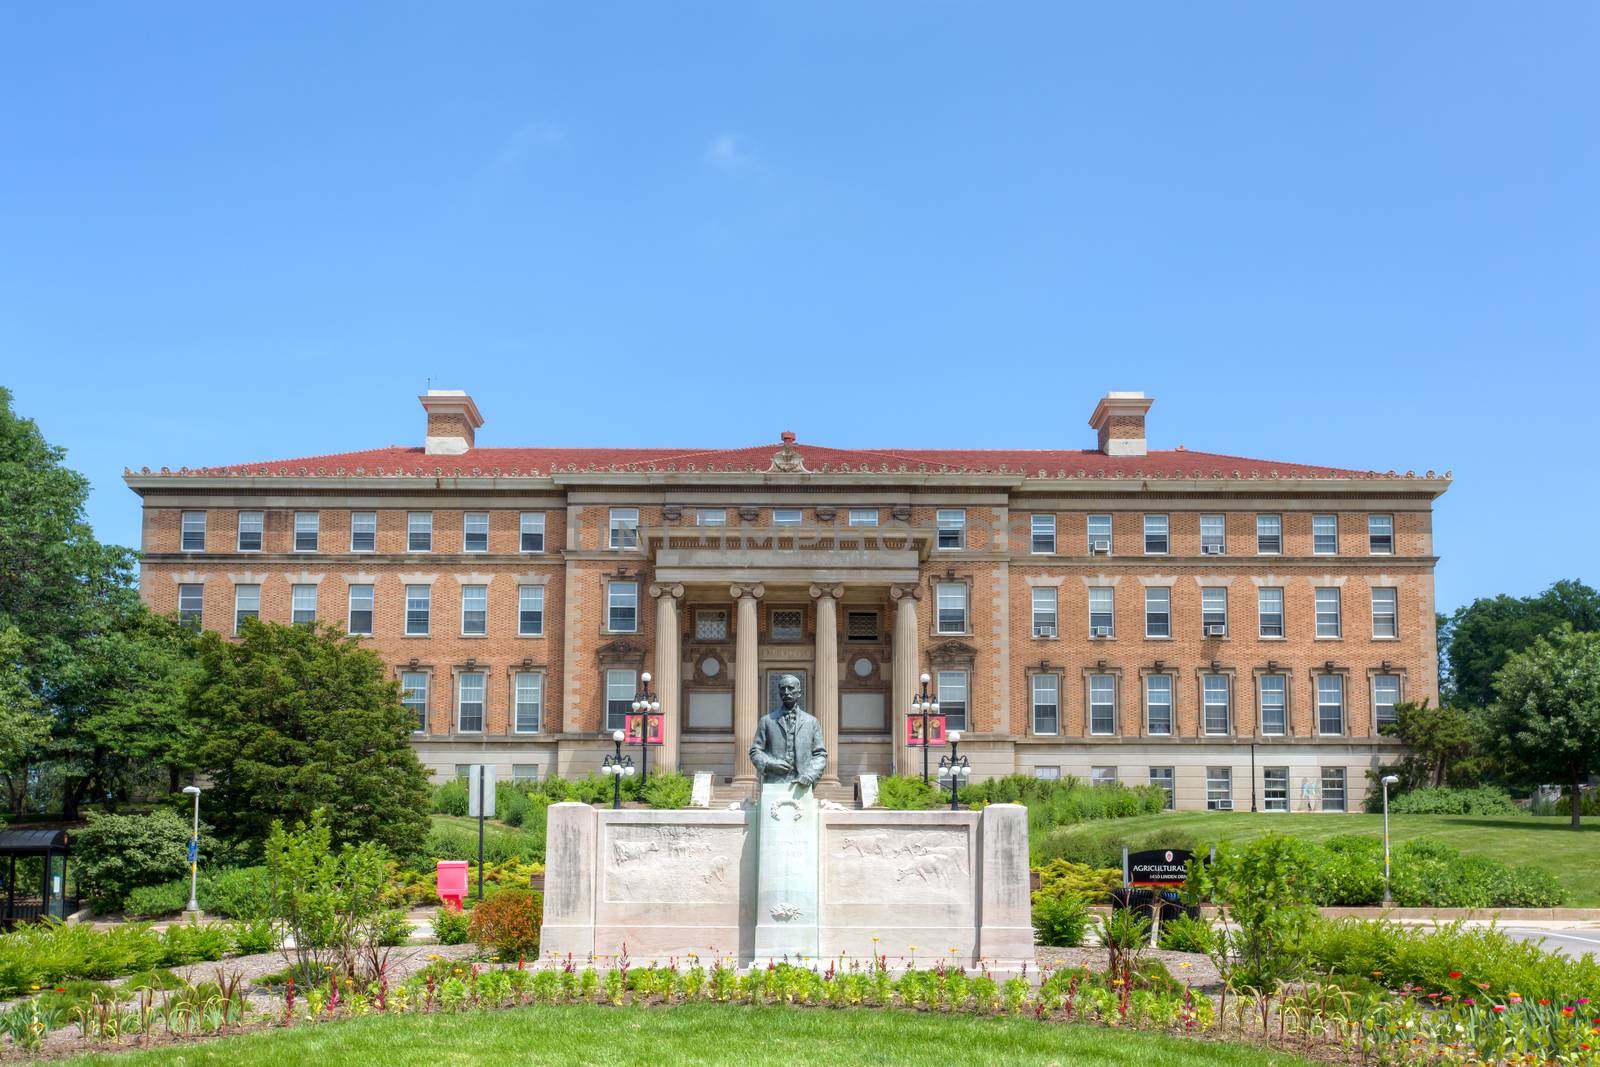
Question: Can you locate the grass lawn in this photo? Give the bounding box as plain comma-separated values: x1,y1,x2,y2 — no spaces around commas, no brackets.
1050,812,1600,906
57,1002,1316,1067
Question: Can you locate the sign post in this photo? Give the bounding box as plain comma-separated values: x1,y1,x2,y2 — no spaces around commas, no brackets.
467,765,497,901
1125,847,1196,948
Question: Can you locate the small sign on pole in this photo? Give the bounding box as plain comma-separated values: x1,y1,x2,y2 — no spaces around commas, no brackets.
467,765,496,902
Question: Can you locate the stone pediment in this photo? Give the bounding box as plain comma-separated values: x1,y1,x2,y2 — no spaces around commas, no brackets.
596,640,645,665
927,641,978,665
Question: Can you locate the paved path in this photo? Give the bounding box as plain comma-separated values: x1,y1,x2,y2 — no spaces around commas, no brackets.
1496,925,1600,958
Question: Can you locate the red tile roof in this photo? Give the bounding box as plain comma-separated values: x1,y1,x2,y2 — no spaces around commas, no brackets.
126,440,1450,482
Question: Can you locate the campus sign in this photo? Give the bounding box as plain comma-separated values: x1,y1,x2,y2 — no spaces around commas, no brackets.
1125,848,1193,886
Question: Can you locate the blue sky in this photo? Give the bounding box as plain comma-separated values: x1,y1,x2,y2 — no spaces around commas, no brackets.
2,3,1594,613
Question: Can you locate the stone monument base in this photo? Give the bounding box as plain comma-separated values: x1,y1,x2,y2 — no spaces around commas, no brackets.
753,782,818,964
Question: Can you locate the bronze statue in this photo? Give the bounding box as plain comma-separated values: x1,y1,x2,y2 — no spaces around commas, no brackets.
750,673,828,787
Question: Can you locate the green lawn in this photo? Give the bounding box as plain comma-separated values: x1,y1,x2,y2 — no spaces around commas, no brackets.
58,1002,1315,1067
1050,812,1600,906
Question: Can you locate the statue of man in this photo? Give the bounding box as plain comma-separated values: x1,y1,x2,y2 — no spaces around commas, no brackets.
750,673,828,788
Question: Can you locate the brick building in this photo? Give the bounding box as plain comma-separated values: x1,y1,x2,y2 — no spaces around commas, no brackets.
126,389,1449,811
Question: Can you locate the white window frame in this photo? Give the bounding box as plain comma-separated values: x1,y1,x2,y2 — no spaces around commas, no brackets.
456,672,485,733
1263,767,1289,812
847,508,878,527
1149,766,1176,810
237,511,264,552
1145,587,1170,638
1031,674,1060,736
1090,766,1118,788
1206,767,1233,811
772,509,803,527
514,671,543,734
1088,586,1115,638
936,509,965,549
1368,514,1394,555
605,668,636,731
1317,674,1345,736
1315,587,1342,638
608,581,638,633
1087,513,1112,554
180,511,207,552
697,509,727,527
1256,514,1282,555
347,584,374,636
518,585,544,637
1201,587,1228,637
935,582,967,634
293,511,320,553
1200,514,1226,554
937,670,968,731
461,584,488,636
1371,587,1398,639
1258,586,1285,638
401,671,429,733
407,511,433,552
1203,674,1231,735
1321,767,1347,812
1145,674,1173,735
609,508,640,549
1144,514,1168,555
290,584,318,625
1031,587,1057,638
177,583,204,627
1031,514,1056,554
520,512,546,552
405,585,431,636
1259,674,1287,736
1312,514,1338,555
233,583,259,633
351,511,377,552
1374,674,1402,727
1088,674,1116,736
463,512,490,553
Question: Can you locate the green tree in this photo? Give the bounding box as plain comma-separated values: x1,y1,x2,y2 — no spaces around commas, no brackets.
188,619,431,858
1486,629,1600,829
1445,580,1600,708
0,626,50,811
1376,699,1485,790
1184,833,1319,993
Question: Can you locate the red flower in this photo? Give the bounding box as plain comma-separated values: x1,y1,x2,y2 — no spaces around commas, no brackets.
1492,1004,1506,1012
1448,971,1463,979
1539,999,1550,1005
1463,999,1475,1006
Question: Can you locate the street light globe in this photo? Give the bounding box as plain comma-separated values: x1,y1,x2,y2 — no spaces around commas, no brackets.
948,730,961,743
612,730,626,743
641,671,652,684
920,672,931,686
181,786,201,796
1381,775,1400,786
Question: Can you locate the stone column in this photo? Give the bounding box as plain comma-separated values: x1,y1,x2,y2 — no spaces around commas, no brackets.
731,583,765,787
976,803,1036,963
650,583,684,774
539,802,598,959
890,584,922,777
810,583,843,785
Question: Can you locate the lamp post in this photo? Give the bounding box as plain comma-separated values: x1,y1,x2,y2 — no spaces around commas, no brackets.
938,731,971,811
1380,774,1400,905
181,785,202,915
601,729,635,810
911,672,939,784
630,671,660,785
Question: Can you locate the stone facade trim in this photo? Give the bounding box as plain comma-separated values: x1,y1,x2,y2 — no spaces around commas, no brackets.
1136,574,1178,588
397,572,439,585
1308,575,1349,588
1079,575,1121,588
228,571,270,585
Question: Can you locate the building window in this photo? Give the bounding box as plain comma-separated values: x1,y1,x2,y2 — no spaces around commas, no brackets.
1317,674,1345,735
846,611,879,641
696,608,729,641
401,671,428,733
1206,767,1233,810
234,584,260,633
1203,674,1230,735
514,671,542,734
513,765,540,784
456,672,485,733
937,510,965,549
1143,514,1168,554
1031,514,1056,554
1256,514,1282,555
1258,587,1285,638
1145,587,1170,638
518,585,544,636
769,608,802,642
520,512,545,552
408,512,432,552
608,581,638,632
1315,588,1342,638
1090,766,1118,787
1368,515,1394,554
1201,587,1228,637
351,512,377,552
1031,675,1059,735
1264,767,1289,812
461,585,488,636
405,585,431,636
1031,587,1057,638
936,582,967,634
1089,674,1116,735
1321,767,1347,812
847,508,878,527
772,509,803,527
1200,514,1226,554
237,511,263,552
1313,514,1338,555
698,509,726,527
180,511,207,552
1087,514,1112,554
1149,767,1175,809
291,584,317,625
177,583,204,628
1145,675,1173,735
1371,587,1398,638
1375,674,1402,726
1034,766,1060,782
609,508,639,549
347,585,374,636
464,512,490,552
606,669,636,731
294,511,320,552
937,670,968,731
1088,587,1115,638
1259,675,1287,736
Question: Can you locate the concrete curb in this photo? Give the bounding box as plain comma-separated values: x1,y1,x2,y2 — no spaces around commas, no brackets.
1317,906,1600,922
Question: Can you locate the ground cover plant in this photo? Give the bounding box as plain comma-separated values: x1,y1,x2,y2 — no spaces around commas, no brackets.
0,920,250,995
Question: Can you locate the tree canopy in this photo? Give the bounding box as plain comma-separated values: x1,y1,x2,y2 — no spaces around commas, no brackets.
1485,629,1600,829
1444,579,1600,708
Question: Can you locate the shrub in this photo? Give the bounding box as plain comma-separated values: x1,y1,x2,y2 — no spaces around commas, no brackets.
1385,785,1525,816
432,779,469,816
1031,892,1090,947
1387,839,1566,908
876,776,937,810
72,810,226,912
1311,843,1387,906
1185,833,1319,992
467,888,543,958
122,865,274,920
1034,859,1122,903
419,819,545,868
264,809,390,978
375,909,413,947
230,918,275,955
641,772,694,810
433,906,470,945
1156,914,1215,954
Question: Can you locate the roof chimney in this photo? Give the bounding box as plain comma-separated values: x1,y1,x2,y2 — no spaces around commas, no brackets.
1088,391,1152,456
419,390,484,455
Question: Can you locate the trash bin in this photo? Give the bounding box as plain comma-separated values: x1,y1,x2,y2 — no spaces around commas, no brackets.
437,860,468,912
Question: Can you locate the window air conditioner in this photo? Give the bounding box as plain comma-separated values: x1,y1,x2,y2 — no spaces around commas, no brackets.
1034,625,1056,638
1205,624,1228,637
1202,543,1225,555
1091,625,1112,638
1089,539,1111,554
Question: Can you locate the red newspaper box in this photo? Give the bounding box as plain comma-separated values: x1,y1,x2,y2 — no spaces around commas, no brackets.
437,860,469,912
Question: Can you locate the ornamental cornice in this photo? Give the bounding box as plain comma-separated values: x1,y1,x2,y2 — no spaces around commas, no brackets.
649,582,685,600
729,583,766,600
889,584,922,602
809,583,844,599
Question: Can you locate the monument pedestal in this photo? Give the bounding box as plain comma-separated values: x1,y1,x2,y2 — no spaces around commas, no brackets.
753,781,819,963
